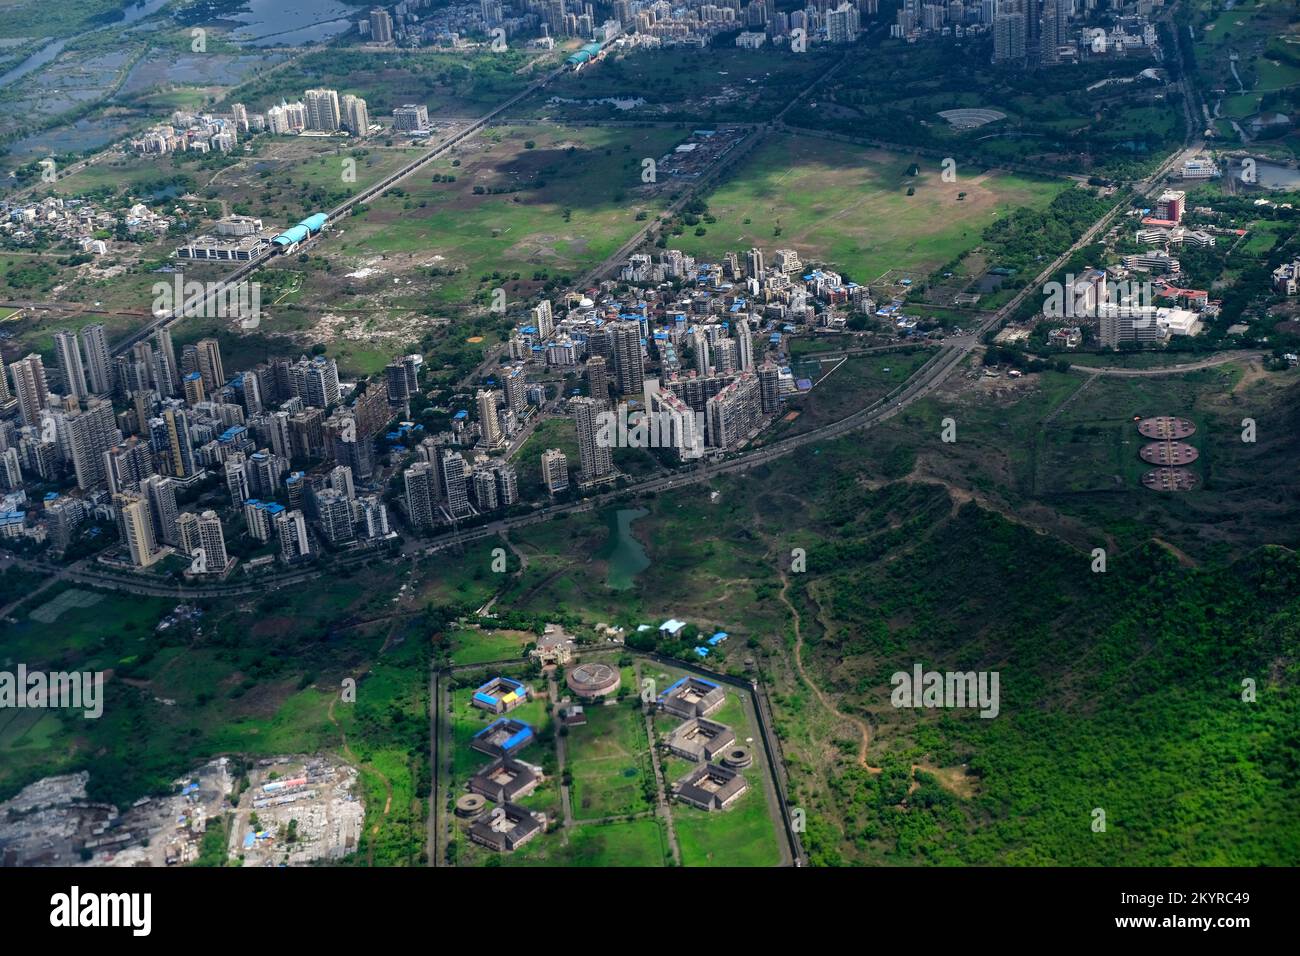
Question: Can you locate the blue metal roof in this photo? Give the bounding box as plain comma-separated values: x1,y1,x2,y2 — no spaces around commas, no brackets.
659,677,687,699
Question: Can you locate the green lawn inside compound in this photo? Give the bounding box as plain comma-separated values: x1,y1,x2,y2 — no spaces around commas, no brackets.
666,134,1067,284
458,813,671,867
673,788,782,867
566,697,654,820
560,816,672,866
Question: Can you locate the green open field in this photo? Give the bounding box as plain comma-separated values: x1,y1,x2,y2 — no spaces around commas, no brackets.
1064,352,1235,369
556,816,672,866
765,350,937,441
667,134,1067,285
324,123,683,308
406,537,511,610
448,627,534,666
566,694,654,821
461,814,672,867
672,789,784,867
502,490,788,645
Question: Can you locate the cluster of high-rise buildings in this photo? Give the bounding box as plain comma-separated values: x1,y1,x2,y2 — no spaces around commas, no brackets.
361,0,874,52
888,0,1067,60
736,1,864,47
131,92,371,157
488,245,857,495
385,245,840,526
1036,189,1221,350
1,327,405,570
397,363,531,526
263,89,372,137
986,0,1075,64
402,440,520,528
884,0,1160,66
987,2,1158,65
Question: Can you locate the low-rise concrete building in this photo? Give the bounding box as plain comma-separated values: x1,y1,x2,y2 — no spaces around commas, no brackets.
530,625,575,666
468,758,542,804
672,762,748,811
470,718,534,758
471,676,532,714
467,802,545,852
658,676,726,719
665,718,736,763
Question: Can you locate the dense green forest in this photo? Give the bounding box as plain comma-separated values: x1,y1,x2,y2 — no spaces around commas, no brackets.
797,503,1299,865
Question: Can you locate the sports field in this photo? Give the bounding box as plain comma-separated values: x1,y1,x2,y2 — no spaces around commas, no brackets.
666,134,1067,283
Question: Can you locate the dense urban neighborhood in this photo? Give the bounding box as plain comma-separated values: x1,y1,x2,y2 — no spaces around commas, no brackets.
0,0,1296,928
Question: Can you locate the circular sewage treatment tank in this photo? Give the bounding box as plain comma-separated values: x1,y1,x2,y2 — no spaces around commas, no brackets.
721,747,753,770
1141,467,1199,492
455,794,487,818
566,662,621,698
1139,441,1199,466
1137,416,1197,440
